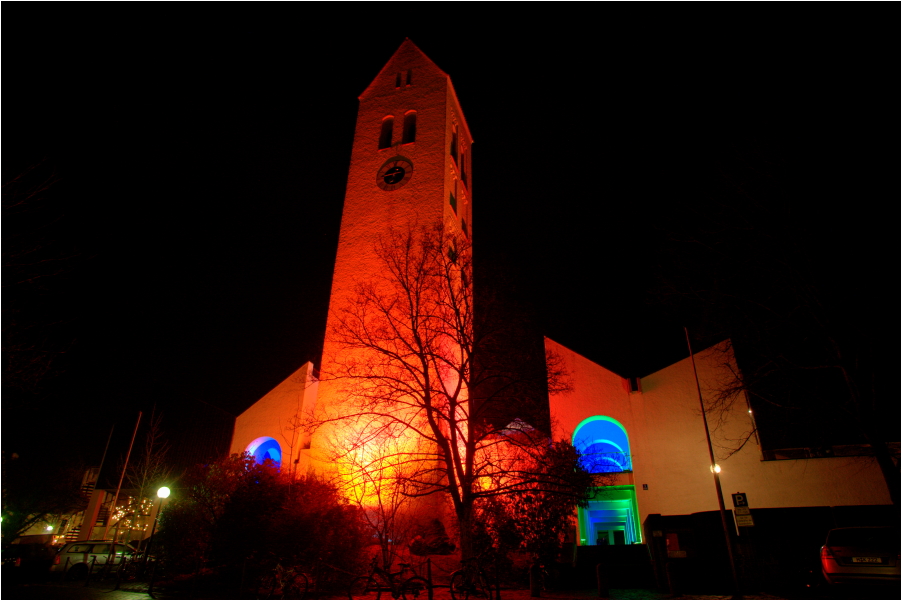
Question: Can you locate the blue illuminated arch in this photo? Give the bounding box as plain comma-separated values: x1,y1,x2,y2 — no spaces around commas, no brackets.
573,416,631,473
246,436,282,467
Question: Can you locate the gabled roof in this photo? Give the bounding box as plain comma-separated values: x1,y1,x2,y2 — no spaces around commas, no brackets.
359,38,448,100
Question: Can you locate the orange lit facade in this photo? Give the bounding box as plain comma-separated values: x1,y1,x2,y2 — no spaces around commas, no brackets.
231,40,473,498
230,41,894,550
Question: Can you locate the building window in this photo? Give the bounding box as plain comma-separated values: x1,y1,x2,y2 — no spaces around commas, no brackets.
406,69,412,86
379,116,394,150
460,148,468,190
449,191,457,214
395,72,402,88
402,111,417,144
573,416,632,473
246,436,282,468
450,129,459,163
461,218,468,238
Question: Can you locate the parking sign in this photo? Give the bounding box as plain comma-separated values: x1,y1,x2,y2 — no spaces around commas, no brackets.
731,493,748,507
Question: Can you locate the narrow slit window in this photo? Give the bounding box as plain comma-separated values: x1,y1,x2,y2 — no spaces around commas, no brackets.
450,129,459,163
395,72,402,88
402,111,417,144
461,218,468,238
449,192,457,213
406,69,412,86
460,149,468,190
379,116,394,150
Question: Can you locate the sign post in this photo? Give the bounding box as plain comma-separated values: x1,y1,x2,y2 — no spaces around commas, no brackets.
731,492,754,531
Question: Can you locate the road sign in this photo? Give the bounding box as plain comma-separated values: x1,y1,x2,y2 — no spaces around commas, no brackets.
735,513,755,527
734,506,750,515
731,493,748,507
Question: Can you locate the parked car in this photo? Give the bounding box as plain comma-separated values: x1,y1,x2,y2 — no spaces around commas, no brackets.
820,526,900,585
49,540,134,580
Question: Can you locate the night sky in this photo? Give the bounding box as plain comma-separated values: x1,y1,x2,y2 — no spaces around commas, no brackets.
3,12,892,476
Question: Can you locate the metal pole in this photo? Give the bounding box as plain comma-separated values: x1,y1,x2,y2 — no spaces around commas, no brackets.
684,327,741,596
143,496,163,576
103,411,142,541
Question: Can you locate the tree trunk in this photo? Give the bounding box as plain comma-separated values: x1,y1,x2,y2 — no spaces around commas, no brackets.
456,501,476,560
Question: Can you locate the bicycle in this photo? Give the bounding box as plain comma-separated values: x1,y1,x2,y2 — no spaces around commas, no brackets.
449,554,490,600
261,562,310,599
348,555,430,599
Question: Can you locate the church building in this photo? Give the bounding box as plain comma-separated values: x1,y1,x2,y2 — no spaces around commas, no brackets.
230,40,893,556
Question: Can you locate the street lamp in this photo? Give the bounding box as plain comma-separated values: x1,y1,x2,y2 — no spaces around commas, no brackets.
146,486,170,593
686,327,741,596
144,487,169,570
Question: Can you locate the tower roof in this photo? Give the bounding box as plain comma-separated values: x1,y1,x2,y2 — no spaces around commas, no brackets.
359,38,448,100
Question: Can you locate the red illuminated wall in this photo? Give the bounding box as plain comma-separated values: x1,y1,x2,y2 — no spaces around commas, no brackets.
311,40,474,464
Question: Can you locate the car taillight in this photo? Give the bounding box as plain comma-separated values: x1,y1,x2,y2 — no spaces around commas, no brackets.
821,547,834,559
53,555,61,565
15,558,21,567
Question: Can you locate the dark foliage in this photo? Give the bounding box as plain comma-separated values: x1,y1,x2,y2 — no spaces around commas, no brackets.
158,454,368,590
1,452,87,546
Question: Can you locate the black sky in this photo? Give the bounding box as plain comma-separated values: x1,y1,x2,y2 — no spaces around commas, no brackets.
3,10,893,473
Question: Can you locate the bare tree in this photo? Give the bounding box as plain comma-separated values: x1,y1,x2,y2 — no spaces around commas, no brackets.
326,421,421,568
2,161,74,393
310,221,593,559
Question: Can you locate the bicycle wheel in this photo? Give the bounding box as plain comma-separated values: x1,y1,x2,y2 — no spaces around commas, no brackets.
450,571,487,600
259,574,278,600
284,571,309,598
348,575,377,599
400,576,430,600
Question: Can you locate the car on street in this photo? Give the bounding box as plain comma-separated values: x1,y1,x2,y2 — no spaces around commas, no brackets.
49,540,134,580
820,526,900,585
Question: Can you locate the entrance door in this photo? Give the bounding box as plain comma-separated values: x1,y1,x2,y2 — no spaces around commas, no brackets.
578,485,641,545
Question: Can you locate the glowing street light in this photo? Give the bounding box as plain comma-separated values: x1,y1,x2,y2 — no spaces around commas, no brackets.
710,464,722,474
145,485,171,587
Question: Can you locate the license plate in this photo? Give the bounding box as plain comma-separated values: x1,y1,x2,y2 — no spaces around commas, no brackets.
851,557,883,563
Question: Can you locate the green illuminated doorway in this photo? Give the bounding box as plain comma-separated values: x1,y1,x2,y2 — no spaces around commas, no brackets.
578,485,641,545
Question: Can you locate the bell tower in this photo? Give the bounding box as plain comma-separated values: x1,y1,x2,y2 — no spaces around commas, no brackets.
312,40,474,430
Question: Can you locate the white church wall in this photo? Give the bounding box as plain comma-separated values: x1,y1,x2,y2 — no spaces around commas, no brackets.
230,361,318,474
546,337,891,528
644,342,892,510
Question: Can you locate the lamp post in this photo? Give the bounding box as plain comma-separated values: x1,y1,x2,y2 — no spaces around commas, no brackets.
685,327,742,597
144,487,170,576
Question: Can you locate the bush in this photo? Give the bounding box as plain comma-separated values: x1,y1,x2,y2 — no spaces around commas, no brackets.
158,454,368,591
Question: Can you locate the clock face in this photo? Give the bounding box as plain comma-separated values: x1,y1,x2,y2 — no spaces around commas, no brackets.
377,158,413,191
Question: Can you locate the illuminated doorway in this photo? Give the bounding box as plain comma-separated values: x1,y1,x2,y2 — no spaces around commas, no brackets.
573,416,641,545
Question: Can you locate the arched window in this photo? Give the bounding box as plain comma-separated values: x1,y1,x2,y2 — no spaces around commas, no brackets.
573,416,631,473
402,111,417,144
379,116,394,150
246,436,282,467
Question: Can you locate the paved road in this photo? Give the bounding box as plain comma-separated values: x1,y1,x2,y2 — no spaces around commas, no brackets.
1,583,155,600
4,581,898,600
